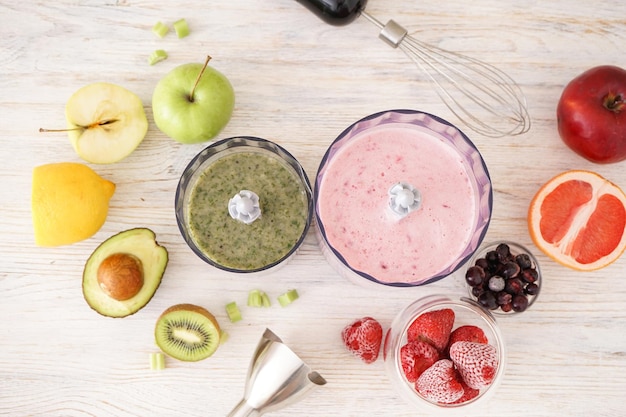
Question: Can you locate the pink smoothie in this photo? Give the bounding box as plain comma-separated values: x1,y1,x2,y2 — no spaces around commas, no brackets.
317,125,478,284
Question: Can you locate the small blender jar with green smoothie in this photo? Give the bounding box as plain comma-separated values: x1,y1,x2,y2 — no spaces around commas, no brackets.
176,137,313,274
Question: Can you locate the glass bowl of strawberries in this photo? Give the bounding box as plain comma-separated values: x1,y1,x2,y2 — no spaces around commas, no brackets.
383,294,506,412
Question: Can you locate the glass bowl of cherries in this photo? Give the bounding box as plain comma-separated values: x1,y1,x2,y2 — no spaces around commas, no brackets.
464,241,541,314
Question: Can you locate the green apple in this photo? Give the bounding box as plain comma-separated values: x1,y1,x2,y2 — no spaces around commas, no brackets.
56,83,148,164
152,56,235,144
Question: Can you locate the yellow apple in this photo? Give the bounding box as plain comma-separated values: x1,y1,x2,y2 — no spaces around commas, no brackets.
64,83,148,164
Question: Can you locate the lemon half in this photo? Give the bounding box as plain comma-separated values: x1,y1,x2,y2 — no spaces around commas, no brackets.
32,162,115,247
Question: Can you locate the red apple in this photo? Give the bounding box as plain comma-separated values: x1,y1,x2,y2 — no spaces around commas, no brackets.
557,65,626,164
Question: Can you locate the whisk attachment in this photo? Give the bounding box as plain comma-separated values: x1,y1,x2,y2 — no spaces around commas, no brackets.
361,11,531,138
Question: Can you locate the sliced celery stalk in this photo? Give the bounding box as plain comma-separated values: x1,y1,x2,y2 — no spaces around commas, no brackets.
149,352,165,370
248,289,272,307
247,289,262,307
219,330,230,345
225,301,242,322
173,18,190,38
261,292,271,307
148,49,168,66
152,21,169,38
278,289,299,307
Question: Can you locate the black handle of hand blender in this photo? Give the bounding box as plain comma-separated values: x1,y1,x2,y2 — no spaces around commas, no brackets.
294,0,368,26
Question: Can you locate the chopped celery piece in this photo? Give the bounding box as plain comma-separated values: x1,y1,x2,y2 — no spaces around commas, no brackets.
278,289,299,307
173,18,190,38
219,330,230,345
248,289,271,307
152,21,169,38
149,352,165,370
148,49,168,66
225,301,242,322
261,292,271,308
247,289,262,307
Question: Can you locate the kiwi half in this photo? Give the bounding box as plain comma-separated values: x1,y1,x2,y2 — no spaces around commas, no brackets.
155,304,221,361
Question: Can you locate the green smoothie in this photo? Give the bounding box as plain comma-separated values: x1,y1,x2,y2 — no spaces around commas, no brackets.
188,150,309,271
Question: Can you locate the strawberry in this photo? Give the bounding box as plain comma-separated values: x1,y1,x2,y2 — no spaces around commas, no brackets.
415,359,464,404
449,341,499,390
451,379,480,404
445,325,488,355
407,308,455,352
400,340,439,382
341,317,383,364
449,325,488,346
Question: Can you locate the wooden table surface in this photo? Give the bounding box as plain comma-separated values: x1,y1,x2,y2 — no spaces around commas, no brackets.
2,1,626,416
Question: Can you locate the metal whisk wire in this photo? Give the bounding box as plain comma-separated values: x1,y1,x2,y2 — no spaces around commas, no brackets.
361,11,531,138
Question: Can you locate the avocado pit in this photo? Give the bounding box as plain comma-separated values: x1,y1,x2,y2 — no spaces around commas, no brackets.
97,252,144,301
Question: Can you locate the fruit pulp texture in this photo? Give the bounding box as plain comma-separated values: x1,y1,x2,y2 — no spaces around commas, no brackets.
539,178,625,264
317,126,477,284
188,152,309,270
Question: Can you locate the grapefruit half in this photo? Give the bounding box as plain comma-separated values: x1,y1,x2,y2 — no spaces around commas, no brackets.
528,170,626,271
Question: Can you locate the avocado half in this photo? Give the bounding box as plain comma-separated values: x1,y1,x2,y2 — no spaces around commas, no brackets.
83,228,168,318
